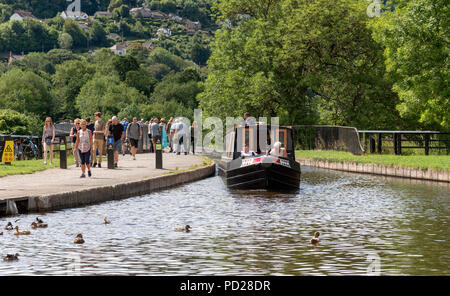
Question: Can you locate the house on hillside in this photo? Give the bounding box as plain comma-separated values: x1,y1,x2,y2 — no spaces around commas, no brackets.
10,10,37,22
151,10,167,18
156,28,172,37
168,13,182,21
185,20,202,32
7,51,24,65
110,44,127,56
61,10,89,20
108,33,121,40
143,41,155,51
94,11,112,18
130,7,152,18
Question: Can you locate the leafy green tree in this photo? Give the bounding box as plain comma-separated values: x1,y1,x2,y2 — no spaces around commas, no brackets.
0,3,12,23
0,108,40,135
89,21,108,47
199,0,400,128
125,68,157,97
75,74,148,119
63,19,87,49
113,54,140,81
11,52,55,74
190,42,210,66
0,68,54,119
370,0,449,130
58,32,73,49
52,59,96,121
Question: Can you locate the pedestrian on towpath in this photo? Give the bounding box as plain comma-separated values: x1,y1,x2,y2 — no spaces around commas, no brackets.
75,119,93,178
151,118,161,152
126,117,142,160
107,116,124,168
70,118,81,167
42,117,55,165
120,118,129,156
92,112,105,168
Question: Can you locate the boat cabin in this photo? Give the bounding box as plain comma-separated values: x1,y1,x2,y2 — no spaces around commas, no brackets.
224,124,295,160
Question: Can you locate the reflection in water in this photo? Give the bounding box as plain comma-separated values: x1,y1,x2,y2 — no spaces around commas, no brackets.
0,166,448,275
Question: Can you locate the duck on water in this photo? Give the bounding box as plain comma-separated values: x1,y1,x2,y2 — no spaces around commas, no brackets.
218,122,301,190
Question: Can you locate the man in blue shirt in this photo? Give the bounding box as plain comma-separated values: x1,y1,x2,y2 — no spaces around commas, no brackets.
120,118,129,156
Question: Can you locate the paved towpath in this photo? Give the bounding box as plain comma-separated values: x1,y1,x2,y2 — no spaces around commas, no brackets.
0,153,204,200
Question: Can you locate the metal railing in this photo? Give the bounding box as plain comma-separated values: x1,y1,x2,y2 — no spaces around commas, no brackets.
358,130,450,155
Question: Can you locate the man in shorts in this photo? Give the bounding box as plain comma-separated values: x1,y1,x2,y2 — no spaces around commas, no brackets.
126,117,142,160
107,116,124,168
151,118,161,151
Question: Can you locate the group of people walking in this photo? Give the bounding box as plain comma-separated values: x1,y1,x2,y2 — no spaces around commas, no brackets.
41,114,197,178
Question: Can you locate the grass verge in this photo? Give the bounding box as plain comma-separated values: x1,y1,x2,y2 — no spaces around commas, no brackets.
0,155,75,178
163,156,214,175
295,150,450,171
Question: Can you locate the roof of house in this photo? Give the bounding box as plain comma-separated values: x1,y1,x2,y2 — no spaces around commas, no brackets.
94,11,112,17
12,10,36,19
110,44,126,51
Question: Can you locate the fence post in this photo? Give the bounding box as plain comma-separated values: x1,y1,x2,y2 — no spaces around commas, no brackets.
59,137,67,169
370,137,375,154
425,134,430,156
397,133,402,155
377,133,382,154
393,133,398,155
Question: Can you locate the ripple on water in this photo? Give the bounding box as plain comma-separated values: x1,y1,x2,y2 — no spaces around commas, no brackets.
0,167,449,275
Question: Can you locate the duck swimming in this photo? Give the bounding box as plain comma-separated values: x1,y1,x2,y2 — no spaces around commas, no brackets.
174,225,191,232
4,222,13,230
14,226,31,235
31,222,48,229
103,217,110,225
310,231,320,244
74,234,85,244
2,253,19,262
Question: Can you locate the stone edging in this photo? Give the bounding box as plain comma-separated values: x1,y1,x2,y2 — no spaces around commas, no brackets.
298,158,450,183
25,163,216,212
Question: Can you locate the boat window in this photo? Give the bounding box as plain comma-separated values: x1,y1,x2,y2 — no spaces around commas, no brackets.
238,127,257,153
225,132,235,158
271,128,288,148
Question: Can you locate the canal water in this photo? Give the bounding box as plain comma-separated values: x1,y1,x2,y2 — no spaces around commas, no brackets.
0,166,449,275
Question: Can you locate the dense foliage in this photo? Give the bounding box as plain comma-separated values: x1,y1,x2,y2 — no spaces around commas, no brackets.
0,0,448,136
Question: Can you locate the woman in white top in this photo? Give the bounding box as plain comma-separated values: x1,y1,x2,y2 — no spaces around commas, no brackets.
42,117,55,165
270,141,287,158
75,120,93,178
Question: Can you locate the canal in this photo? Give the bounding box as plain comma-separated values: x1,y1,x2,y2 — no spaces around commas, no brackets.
0,166,449,275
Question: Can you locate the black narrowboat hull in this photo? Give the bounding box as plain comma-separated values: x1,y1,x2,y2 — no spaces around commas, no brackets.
218,156,301,191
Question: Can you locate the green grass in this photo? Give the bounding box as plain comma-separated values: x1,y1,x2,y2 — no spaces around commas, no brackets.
0,155,75,178
295,150,450,171
163,157,214,175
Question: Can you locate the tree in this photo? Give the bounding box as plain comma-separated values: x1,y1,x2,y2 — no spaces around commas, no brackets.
199,0,401,128
370,0,450,130
0,68,54,119
52,59,96,120
63,19,87,49
75,74,148,120
113,54,140,81
89,21,108,47
190,42,211,66
125,68,157,97
0,108,40,135
58,32,73,49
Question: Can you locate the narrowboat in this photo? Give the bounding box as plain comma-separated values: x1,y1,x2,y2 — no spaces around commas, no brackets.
218,123,301,190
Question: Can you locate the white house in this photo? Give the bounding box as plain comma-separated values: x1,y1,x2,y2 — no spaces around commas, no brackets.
168,13,183,21
110,44,127,56
156,28,172,37
61,10,89,20
10,10,37,22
